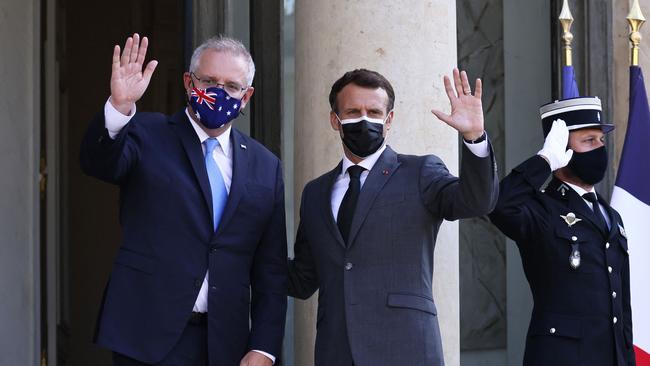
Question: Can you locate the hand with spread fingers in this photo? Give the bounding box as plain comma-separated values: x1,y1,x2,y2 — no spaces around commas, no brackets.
109,33,159,115
537,119,574,171
431,68,485,141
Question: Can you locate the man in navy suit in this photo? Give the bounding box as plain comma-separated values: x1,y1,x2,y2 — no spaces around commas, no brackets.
80,33,287,366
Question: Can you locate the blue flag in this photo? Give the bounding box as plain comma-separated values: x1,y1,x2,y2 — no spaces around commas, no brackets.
615,66,650,202
562,65,580,98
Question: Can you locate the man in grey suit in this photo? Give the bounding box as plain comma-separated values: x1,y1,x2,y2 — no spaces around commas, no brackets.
288,68,499,366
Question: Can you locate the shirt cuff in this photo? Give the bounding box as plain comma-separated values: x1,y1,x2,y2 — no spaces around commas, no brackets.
463,138,489,158
252,350,276,364
104,98,136,139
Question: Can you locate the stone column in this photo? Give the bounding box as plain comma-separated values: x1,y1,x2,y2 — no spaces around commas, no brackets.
292,1,459,365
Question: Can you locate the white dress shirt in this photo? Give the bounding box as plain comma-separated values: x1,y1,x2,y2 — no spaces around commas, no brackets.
563,181,611,229
330,138,490,220
104,100,274,363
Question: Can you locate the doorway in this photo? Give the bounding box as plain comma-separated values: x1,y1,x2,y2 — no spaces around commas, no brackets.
46,0,286,364
54,1,187,364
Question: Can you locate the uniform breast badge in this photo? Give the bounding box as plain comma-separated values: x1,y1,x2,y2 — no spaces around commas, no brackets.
569,244,581,269
560,212,582,227
561,212,582,269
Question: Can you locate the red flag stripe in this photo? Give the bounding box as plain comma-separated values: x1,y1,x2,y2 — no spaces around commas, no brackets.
636,345,650,365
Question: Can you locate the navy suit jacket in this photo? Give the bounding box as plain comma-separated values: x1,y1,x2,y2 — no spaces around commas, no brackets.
80,109,287,365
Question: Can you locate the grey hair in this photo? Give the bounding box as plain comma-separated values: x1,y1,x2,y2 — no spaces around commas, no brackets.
189,35,256,86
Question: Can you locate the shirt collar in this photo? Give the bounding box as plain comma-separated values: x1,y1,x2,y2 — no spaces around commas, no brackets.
185,108,232,158
340,144,387,176
562,180,596,198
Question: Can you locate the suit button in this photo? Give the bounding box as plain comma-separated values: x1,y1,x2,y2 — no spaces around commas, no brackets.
210,286,217,291
608,266,612,274
210,247,217,253
613,317,618,324
549,328,556,334
571,236,578,242
194,279,202,288
345,262,353,271
605,242,610,249
612,291,617,299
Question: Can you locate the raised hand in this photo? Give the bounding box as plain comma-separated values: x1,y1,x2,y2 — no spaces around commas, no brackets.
431,68,484,141
109,33,158,115
537,119,574,171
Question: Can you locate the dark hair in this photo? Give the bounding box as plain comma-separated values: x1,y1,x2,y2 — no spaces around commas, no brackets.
328,69,395,114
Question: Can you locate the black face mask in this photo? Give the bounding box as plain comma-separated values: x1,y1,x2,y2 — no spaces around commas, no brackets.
337,115,386,158
567,146,608,185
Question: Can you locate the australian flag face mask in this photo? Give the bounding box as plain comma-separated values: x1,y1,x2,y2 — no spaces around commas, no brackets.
188,86,242,129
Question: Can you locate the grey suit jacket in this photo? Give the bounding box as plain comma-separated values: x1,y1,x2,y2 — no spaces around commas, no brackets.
288,144,498,366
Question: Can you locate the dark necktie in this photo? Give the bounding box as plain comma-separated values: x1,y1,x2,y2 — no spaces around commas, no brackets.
582,192,608,231
337,165,365,245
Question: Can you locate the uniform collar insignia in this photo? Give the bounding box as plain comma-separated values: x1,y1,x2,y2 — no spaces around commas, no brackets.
557,183,570,197
560,212,582,227
619,224,627,238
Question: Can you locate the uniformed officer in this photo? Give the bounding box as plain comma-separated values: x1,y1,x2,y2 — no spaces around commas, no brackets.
489,97,635,366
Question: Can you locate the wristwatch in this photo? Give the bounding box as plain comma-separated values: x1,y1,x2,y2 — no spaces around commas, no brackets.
463,131,487,144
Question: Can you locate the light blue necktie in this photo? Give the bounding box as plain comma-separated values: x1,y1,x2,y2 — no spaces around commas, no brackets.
204,138,228,231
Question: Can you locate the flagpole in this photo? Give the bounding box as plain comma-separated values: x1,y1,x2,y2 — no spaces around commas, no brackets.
559,0,574,67
627,0,646,66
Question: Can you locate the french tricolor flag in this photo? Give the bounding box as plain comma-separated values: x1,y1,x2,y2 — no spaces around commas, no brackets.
611,65,650,365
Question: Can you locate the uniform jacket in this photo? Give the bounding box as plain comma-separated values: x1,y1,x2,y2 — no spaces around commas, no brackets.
288,144,498,366
80,110,288,366
489,155,634,366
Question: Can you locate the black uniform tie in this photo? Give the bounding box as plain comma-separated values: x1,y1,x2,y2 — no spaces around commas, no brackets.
337,165,366,245
582,192,609,231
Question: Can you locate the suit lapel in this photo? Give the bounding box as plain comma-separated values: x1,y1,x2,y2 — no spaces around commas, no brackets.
320,163,346,248
347,147,401,248
216,129,249,235
169,111,213,218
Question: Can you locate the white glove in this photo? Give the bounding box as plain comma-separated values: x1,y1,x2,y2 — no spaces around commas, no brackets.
537,119,574,171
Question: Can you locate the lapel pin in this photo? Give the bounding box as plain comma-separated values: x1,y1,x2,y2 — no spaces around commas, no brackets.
557,183,569,197
560,212,582,227
240,144,247,149
382,169,389,175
